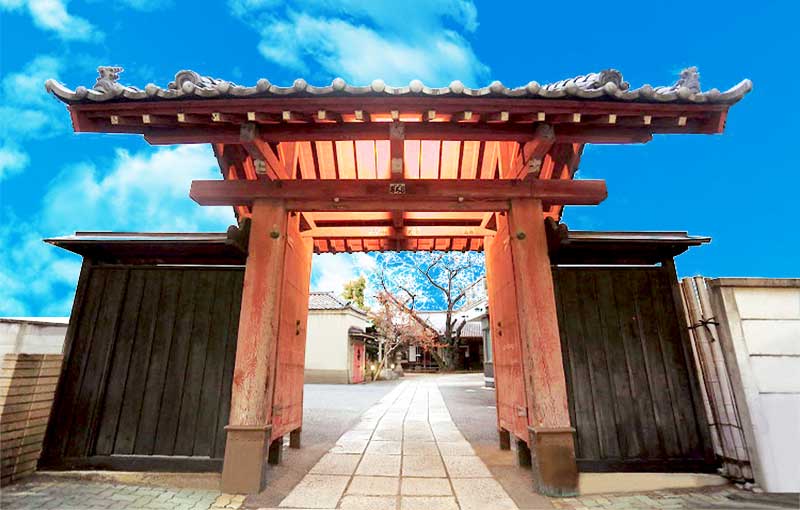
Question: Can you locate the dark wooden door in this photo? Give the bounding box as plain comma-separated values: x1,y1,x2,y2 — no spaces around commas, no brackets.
553,267,714,472
40,265,243,471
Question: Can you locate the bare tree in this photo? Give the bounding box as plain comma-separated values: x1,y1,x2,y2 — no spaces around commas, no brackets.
371,251,485,370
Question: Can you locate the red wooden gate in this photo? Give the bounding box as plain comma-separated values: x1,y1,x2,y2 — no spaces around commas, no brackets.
270,215,313,440
485,213,530,441
351,341,365,384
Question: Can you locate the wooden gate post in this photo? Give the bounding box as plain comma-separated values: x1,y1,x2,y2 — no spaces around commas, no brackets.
221,199,289,494
507,198,578,497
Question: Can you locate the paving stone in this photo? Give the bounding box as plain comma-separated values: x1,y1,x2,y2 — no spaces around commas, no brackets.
451,477,518,510
402,441,439,456
365,440,402,455
401,477,453,496
356,453,402,476
436,441,475,456
402,454,447,477
330,439,369,454
372,428,403,441
346,475,400,496
339,494,398,510
400,495,459,510
278,474,350,509
442,455,493,478
309,452,362,475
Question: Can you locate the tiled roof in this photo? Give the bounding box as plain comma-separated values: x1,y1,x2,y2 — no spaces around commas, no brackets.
308,291,351,310
44,66,751,105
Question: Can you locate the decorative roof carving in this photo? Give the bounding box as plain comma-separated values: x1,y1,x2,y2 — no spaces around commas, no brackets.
44,67,751,105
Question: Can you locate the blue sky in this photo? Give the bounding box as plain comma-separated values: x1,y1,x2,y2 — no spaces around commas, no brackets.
0,1,796,316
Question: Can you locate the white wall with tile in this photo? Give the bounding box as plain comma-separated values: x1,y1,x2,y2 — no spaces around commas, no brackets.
708,279,800,492
0,318,68,356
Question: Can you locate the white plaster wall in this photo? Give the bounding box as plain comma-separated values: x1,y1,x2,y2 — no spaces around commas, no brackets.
0,318,68,356
305,310,370,373
709,279,800,492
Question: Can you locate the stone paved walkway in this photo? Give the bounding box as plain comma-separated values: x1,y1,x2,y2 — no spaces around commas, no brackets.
272,379,515,510
0,476,240,510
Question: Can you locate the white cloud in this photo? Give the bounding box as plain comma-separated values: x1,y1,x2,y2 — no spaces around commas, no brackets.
42,144,235,233
230,0,488,86
311,252,377,300
0,0,103,41
116,0,170,11
0,145,236,316
0,55,69,178
0,145,29,181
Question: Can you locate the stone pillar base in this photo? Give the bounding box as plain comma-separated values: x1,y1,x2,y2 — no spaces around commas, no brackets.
528,426,578,497
221,424,271,494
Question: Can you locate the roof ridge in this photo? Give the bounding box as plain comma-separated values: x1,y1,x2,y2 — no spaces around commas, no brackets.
44,66,752,105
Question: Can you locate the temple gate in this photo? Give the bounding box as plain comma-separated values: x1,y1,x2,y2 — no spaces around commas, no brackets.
41,67,750,496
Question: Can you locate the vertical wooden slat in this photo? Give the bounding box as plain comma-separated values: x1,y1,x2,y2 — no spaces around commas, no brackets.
194,271,235,457
355,140,376,179
133,270,182,455
460,141,480,179
404,140,421,178
114,270,164,455
614,271,663,458
297,142,316,179
578,271,621,459
375,140,391,179
72,268,128,457
153,271,200,455
419,141,440,179
93,270,146,456
334,141,356,179
60,269,108,458
479,142,499,179
633,271,682,457
315,142,337,179
440,141,460,179
173,270,217,456
593,270,643,459
556,269,600,459
214,271,244,459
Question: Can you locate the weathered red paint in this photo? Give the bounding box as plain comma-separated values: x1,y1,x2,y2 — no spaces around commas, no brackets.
507,198,572,429
269,214,313,440
228,199,289,427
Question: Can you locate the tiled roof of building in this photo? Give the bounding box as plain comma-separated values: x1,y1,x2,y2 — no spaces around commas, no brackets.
45,67,751,105
308,291,350,310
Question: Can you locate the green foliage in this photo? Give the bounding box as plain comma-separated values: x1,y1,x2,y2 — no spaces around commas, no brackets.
342,275,367,310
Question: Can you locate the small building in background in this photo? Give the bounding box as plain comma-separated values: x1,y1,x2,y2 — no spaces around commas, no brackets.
304,291,372,384
407,310,485,373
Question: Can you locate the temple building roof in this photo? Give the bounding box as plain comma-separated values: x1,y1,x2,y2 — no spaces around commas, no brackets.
45,67,751,105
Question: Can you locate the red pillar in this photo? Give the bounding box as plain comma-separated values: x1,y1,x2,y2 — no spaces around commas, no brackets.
507,198,578,496
221,199,288,494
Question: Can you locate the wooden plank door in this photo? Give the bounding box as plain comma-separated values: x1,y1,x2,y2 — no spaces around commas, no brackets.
484,213,529,441
270,215,313,440
553,266,714,472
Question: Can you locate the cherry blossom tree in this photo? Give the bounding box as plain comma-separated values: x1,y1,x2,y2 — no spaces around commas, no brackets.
369,251,486,370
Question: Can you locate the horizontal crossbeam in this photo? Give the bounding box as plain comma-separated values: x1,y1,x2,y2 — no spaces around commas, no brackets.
300,226,496,239
189,178,607,211
142,123,653,145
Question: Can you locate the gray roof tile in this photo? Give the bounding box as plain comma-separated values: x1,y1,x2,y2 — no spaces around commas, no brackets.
44,66,751,105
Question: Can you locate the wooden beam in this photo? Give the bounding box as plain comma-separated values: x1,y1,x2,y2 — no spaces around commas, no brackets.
189,178,608,210
143,121,655,146
240,123,289,179
300,225,495,238
511,124,556,179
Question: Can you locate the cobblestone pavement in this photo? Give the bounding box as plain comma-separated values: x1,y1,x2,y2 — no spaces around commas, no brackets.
0,476,244,510
550,487,799,510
